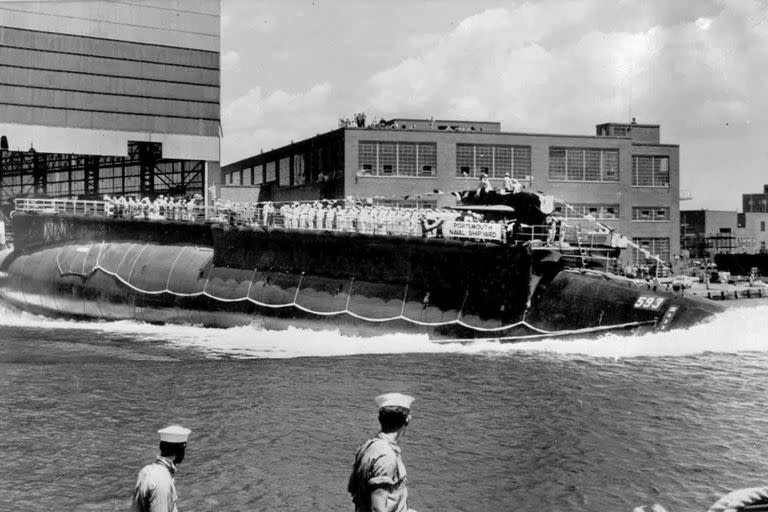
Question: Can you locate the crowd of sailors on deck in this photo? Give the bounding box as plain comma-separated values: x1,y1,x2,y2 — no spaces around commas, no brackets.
96,187,630,252
102,194,204,221
220,199,484,238
96,192,628,250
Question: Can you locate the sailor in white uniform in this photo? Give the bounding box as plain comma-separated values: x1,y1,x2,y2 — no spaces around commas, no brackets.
348,393,417,512
132,425,191,512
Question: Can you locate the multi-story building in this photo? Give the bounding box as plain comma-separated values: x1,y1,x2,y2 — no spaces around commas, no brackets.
0,0,221,213
221,118,679,265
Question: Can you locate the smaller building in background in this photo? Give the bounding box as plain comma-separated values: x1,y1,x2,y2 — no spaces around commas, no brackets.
681,210,741,258
682,185,768,258
741,185,768,253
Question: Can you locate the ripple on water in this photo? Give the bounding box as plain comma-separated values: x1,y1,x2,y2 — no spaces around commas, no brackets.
1,306,768,511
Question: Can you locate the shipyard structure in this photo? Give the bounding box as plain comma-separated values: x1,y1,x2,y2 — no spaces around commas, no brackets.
221,119,679,266
0,0,221,215
682,185,768,258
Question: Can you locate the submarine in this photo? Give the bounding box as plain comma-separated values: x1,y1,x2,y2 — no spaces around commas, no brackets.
0,195,722,341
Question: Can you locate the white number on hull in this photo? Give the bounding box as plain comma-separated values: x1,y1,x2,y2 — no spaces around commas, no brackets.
633,296,665,311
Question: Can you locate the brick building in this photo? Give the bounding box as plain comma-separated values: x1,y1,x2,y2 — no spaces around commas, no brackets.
221,118,679,265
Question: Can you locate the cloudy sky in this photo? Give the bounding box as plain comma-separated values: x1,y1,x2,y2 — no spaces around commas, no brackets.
220,0,768,210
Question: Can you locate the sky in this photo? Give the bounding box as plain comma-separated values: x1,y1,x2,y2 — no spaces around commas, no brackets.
220,0,768,211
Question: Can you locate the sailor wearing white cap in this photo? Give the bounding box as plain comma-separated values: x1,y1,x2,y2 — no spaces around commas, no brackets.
132,425,191,512
348,393,417,512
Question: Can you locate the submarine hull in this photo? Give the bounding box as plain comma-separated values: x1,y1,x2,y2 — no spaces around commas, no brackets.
0,213,723,340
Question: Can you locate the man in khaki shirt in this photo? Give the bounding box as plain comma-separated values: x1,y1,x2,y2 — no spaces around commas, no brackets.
132,425,191,512
348,393,417,512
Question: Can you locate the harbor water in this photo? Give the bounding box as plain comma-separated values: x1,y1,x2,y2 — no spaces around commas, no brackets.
2,302,768,512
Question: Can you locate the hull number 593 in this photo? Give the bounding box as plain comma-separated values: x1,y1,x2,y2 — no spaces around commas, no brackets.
633,296,665,311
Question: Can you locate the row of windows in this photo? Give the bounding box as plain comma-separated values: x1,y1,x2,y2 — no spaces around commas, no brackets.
367,144,669,187
0,159,203,204
227,144,344,188
455,144,531,179
553,204,620,220
549,148,620,182
743,194,768,213
632,207,670,221
358,141,437,177
632,238,671,265
549,205,672,221
224,143,673,187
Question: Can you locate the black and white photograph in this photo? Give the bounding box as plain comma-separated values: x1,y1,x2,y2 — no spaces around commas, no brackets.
1,0,768,510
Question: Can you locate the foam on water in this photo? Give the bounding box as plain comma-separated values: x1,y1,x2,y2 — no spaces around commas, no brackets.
0,302,766,359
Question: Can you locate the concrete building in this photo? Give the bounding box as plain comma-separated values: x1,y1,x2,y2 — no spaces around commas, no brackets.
221,118,679,265
680,210,742,258
741,185,768,253
0,0,220,211
681,186,768,257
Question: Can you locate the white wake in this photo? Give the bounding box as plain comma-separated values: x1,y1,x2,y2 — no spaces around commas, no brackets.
0,302,766,359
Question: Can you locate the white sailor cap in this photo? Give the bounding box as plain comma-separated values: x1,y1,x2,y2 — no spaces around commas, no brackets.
375,393,414,410
158,425,191,443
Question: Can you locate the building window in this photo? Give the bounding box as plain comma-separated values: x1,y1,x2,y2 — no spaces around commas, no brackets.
232,170,241,185
358,141,437,177
632,155,669,187
379,143,396,175
418,143,436,176
399,143,417,176
744,195,768,213
548,148,619,182
253,164,264,185
762,221,766,232
279,157,290,187
555,204,620,220
632,207,670,221
310,147,323,182
293,155,305,185
266,161,276,183
455,144,531,179
225,172,232,185
631,238,670,265
358,142,376,175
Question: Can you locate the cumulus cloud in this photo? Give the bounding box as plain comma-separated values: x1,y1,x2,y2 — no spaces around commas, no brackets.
368,1,767,131
222,82,333,162
364,0,768,208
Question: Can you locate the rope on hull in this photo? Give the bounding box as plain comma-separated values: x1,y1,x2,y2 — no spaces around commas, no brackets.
50,241,654,338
